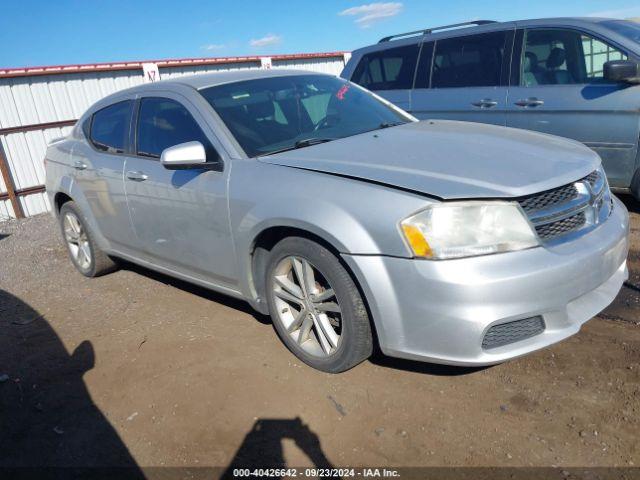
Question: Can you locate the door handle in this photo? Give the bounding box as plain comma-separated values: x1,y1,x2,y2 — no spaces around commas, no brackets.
126,171,148,181
471,99,498,109
73,160,87,170
514,98,545,107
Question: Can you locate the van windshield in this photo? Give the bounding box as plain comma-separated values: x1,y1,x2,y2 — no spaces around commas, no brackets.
199,74,412,157
602,20,640,45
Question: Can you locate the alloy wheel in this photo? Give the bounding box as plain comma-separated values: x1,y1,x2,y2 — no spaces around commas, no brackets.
271,256,342,357
63,212,92,271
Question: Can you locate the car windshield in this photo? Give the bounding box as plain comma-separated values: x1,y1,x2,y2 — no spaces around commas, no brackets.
602,20,640,45
199,74,412,157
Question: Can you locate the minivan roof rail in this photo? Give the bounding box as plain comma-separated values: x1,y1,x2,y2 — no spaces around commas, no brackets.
378,20,498,43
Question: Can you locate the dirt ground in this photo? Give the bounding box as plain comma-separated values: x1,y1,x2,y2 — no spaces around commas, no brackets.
0,196,639,476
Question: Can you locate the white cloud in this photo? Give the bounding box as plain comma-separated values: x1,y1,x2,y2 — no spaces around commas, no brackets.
588,6,640,18
339,2,402,28
249,34,282,48
201,44,225,51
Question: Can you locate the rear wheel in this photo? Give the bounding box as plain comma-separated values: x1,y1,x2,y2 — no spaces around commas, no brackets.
59,201,117,277
265,237,372,373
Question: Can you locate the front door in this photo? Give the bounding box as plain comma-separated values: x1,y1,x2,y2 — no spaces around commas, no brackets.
410,30,512,126
506,27,640,188
123,93,237,288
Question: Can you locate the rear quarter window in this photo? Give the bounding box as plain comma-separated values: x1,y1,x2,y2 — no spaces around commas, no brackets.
351,44,420,91
89,100,133,154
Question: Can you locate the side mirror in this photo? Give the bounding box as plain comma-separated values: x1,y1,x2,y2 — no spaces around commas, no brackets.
160,141,207,169
604,60,640,84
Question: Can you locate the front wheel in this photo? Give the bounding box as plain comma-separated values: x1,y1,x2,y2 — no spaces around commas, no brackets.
265,237,373,373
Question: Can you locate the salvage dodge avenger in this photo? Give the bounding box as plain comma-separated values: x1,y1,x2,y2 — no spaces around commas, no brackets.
45,70,629,372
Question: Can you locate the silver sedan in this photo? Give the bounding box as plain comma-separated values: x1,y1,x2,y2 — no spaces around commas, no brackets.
45,70,629,372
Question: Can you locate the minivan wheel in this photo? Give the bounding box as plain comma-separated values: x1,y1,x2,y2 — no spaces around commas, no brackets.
265,237,373,373
59,202,117,277
631,167,640,202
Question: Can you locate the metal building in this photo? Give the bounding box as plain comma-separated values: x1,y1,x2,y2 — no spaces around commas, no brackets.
0,52,349,220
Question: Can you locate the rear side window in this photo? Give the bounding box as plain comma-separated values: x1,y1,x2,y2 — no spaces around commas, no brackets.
136,97,211,158
351,44,419,90
89,100,132,154
432,32,507,88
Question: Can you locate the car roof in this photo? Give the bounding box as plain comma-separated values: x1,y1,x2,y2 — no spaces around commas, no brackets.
350,17,622,55
81,69,337,120
145,68,326,91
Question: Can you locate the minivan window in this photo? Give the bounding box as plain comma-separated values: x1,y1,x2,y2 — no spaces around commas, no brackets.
351,44,419,90
89,100,132,154
136,97,211,158
432,31,507,88
522,29,627,86
199,74,410,157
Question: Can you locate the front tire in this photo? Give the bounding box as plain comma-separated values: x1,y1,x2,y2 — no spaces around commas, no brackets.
59,201,117,277
265,237,373,373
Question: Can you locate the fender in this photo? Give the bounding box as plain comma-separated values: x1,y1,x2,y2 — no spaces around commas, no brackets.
50,174,111,252
227,160,431,306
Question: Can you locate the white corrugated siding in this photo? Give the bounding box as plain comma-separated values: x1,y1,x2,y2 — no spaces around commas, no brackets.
0,54,347,220
159,61,260,79
0,199,14,221
272,57,345,75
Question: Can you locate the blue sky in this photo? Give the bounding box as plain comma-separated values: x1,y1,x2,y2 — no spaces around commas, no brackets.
1,0,639,69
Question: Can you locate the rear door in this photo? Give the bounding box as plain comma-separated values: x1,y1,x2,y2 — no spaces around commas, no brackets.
123,93,237,287
506,27,640,188
349,43,420,111
72,99,137,249
410,30,513,126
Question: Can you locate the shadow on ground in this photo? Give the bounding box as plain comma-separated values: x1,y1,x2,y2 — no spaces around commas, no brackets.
120,261,270,325
222,417,333,479
0,289,144,478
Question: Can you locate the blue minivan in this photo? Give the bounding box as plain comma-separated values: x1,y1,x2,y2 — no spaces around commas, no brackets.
341,18,640,198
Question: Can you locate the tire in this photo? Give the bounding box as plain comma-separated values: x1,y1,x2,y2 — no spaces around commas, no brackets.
631,167,640,202
265,237,373,373
59,201,117,277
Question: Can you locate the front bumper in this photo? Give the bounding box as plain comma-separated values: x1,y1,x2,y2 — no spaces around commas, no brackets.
342,196,629,366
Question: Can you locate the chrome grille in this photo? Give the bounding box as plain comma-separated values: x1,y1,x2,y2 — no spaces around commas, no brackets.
584,170,600,189
516,169,609,243
518,184,578,214
535,212,586,240
482,316,545,349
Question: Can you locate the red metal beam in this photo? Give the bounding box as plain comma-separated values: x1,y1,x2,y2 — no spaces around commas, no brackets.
0,119,77,135
0,51,347,79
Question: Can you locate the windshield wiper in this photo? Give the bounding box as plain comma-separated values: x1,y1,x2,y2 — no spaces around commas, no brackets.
262,137,334,156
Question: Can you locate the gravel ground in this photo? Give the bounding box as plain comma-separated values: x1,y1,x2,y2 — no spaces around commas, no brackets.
0,197,639,474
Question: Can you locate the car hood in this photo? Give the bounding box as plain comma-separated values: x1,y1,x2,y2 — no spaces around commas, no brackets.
257,120,600,199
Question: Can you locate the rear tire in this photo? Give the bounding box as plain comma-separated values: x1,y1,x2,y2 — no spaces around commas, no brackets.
265,237,373,373
59,201,117,277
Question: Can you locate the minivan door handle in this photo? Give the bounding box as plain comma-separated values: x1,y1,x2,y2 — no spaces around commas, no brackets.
126,171,148,182
471,99,498,109
73,160,87,170
514,98,545,107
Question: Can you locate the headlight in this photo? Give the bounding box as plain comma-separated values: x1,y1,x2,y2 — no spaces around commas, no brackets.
400,202,539,260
